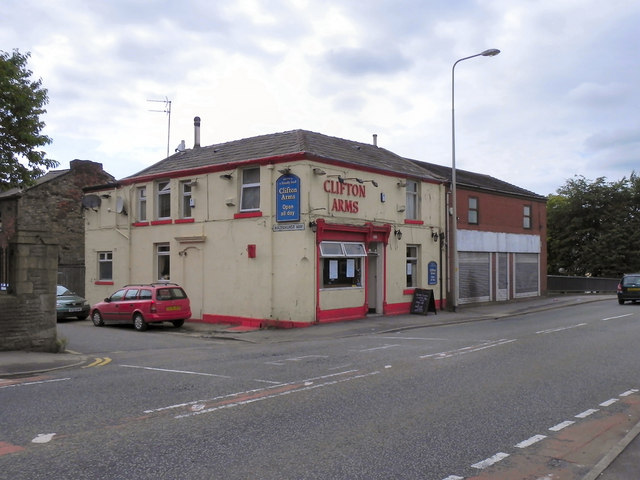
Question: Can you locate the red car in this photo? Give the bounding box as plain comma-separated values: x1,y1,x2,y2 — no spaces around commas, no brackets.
90,283,191,331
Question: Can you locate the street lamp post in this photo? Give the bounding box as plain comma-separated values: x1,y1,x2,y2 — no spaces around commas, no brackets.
450,48,500,311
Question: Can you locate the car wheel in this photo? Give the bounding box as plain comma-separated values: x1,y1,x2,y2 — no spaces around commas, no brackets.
133,313,148,331
172,319,185,328
92,311,104,327
618,298,625,305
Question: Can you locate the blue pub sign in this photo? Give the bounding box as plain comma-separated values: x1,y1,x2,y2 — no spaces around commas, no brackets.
428,261,438,285
276,174,301,222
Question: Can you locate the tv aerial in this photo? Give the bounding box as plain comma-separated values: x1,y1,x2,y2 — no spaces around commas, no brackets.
148,96,172,158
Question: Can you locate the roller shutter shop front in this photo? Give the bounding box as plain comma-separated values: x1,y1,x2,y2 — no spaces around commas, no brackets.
459,252,490,304
515,253,539,297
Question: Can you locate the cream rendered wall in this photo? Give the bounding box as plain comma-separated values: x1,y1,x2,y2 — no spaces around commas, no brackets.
85,160,448,323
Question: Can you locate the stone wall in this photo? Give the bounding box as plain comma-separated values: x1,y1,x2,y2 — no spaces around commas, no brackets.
0,231,59,352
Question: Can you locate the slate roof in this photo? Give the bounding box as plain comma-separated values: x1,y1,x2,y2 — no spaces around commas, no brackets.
410,159,546,201
0,169,70,199
124,129,440,183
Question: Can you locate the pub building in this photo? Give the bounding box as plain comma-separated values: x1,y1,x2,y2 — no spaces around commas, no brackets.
84,123,448,327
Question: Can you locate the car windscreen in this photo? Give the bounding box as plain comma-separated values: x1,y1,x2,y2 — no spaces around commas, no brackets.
622,276,640,286
57,285,72,296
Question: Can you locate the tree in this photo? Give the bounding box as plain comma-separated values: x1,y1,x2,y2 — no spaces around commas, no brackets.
548,173,640,277
0,49,58,191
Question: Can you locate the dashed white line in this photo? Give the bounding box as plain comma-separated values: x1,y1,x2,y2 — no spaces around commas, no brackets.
420,339,516,359
575,408,599,418
357,344,400,352
471,452,510,469
536,323,587,334
600,398,618,407
549,420,575,432
602,313,634,321
515,434,547,448
441,476,464,480
620,389,639,397
0,377,71,389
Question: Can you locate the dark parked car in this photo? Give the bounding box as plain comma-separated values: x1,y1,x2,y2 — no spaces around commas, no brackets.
617,274,640,304
90,283,191,331
57,285,90,320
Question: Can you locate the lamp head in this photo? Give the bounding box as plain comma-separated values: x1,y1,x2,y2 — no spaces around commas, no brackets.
481,48,500,57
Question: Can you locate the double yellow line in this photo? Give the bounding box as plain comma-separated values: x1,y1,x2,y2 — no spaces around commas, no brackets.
83,357,112,368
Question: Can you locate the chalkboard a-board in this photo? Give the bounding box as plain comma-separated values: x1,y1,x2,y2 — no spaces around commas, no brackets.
410,288,437,315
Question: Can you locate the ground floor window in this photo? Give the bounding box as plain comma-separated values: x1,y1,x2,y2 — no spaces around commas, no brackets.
98,251,113,281
515,253,539,296
406,245,419,287
320,241,366,288
156,243,171,280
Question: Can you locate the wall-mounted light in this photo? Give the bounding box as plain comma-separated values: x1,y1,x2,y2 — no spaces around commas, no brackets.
309,221,318,232
394,229,402,240
185,179,198,187
278,167,291,175
220,173,233,180
397,180,407,188
432,231,439,242
313,168,326,176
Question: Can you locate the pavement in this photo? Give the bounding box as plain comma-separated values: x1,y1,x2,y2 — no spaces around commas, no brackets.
1,293,637,479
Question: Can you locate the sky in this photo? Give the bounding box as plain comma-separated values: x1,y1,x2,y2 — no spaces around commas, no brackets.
3,0,640,196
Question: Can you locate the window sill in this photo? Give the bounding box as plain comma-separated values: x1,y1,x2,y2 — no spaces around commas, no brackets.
151,219,173,225
133,222,150,227
95,281,114,285
404,219,424,225
234,211,263,219
175,218,195,224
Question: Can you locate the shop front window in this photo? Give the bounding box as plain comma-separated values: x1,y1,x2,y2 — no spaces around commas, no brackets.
320,241,367,288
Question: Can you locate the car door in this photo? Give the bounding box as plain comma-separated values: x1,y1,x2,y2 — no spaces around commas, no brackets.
101,289,126,321
118,288,140,322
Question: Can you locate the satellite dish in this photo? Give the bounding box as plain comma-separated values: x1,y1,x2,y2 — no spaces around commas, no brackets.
81,195,101,210
116,197,127,215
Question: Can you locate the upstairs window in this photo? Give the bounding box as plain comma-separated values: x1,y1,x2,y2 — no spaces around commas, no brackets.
523,205,532,229
180,180,192,218
468,197,479,224
137,186,147,221
157,180,171,219
406,180,419,220
240,167,260,212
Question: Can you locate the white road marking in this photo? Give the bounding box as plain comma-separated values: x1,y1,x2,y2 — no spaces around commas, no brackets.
357,344,400,352
120,365,231,378
265,355,329,365
536,323,587,334
600,398,618,407
0,377,70,389
175,370,380,419
549,420,575,431
575,408,599,418
471,452,510,469
380,336,451,341
441,476,464,480
620,389,639,397
420,339,516,359
602,313,634,321
32,433,56,443
144,370,359,414
515,434,547,448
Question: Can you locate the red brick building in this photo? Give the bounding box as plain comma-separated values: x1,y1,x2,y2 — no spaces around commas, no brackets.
413,161,547,304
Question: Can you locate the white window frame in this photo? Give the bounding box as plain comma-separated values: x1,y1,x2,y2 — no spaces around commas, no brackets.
180,180,192,218
523,205,532,229
406,245,419,288
137,186,147,222
98,251,113,281
156,180,171,219
406,180,419,220
319,242,367,288
240,167,260,212
468,197,479,224
156,243,171,281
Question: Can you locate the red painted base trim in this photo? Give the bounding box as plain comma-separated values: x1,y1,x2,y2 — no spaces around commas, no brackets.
385,299,444,315
316,306,367,323
234,211,263,219
404,219,424,225
94,281,114,285
197,314,310,329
